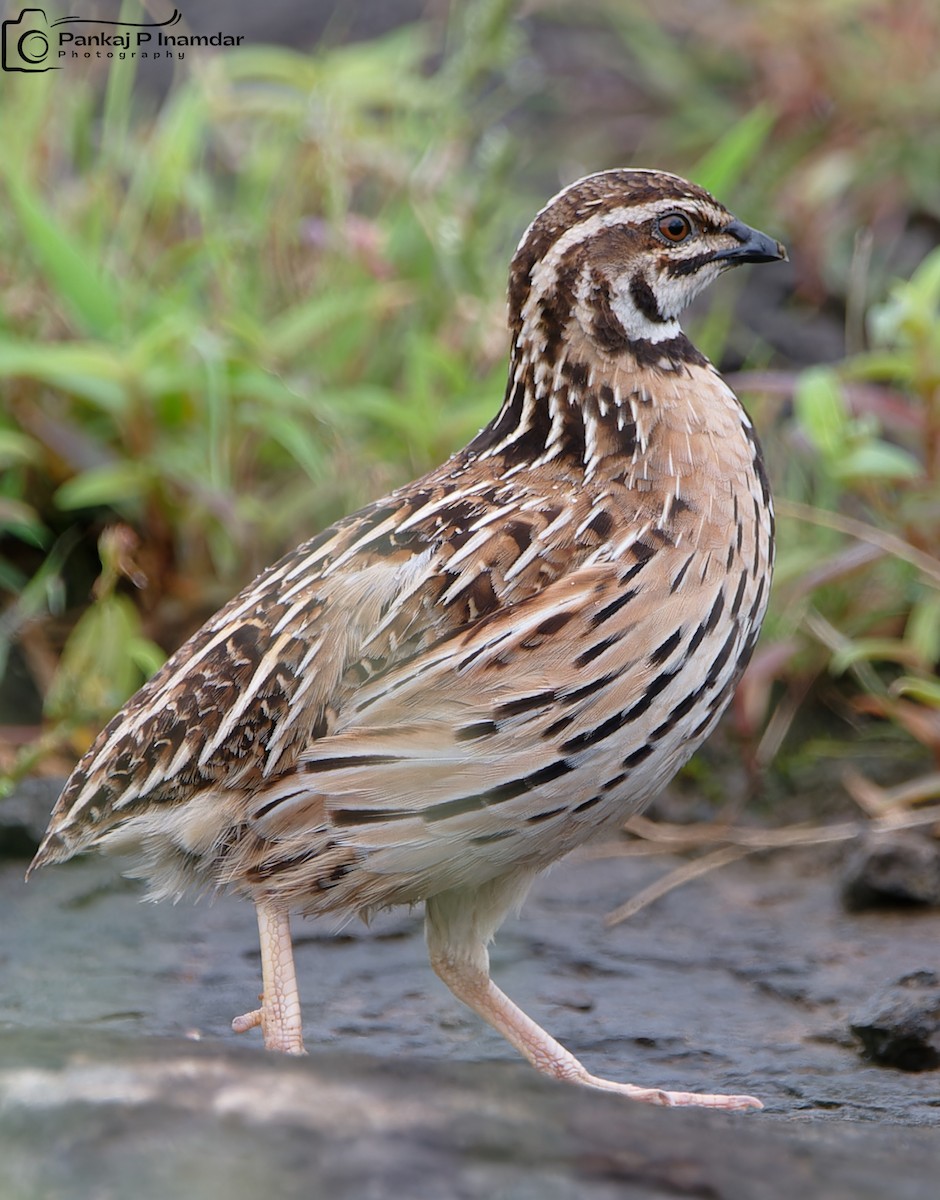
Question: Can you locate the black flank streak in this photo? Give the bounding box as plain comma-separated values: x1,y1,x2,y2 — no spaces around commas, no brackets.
688,715,715,743
561,709,628,753
536,611,576,636
685,617,710,658
255,793,303,820
497,758,574,793
456,721,498,741
730,570,748,618
590,589,637,628
226,623,261,657
649,628,682,667
456,643,489,671
575,635,620,668
562,671,618,706
748,577,766,623
495,690,558,719
527,806,567,824
623,743,654,767
333,807,415,826
561,668,679,753
388,526,426,552
705,590,725,632
704,627,739,689
470,831,515,846
619,558,649,586
573,794,604,812
628,666,680,718
522,611,575,647
743,421,773,509
543,711,577,738
425,759,574,823
309,711,330,740
649,684,707,741
670,555,694,593
422,795,487,822
305,754,400,773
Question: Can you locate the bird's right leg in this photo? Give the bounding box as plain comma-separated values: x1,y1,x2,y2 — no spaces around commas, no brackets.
232,899,306,1054
425,879,762,1111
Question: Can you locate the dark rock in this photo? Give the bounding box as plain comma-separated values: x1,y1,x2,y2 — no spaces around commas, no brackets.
850,970,940,1072
1,1030,939,1200
7,841,940,1200
0,776,61,858
841,833,940,911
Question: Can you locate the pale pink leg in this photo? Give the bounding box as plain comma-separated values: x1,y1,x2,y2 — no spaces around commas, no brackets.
232,901,306,1055
426,883,762,1113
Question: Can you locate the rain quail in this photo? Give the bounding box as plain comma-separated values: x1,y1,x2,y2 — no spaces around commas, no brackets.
31,169,786,1110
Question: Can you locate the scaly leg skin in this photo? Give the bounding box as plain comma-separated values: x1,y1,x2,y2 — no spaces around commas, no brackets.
425,881,762,1113
232,900,306,1055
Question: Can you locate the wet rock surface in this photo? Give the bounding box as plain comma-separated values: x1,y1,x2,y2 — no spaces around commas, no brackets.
2,1031,939,1200
841,831,940,911
850,970,940,1072
2,783,940,1196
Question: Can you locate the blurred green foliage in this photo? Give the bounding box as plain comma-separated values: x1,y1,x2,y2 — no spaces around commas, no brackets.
0,4,528,771
0,0,938,800
764,245,940,785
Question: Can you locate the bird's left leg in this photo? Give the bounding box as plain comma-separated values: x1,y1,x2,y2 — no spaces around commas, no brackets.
425,874,761,1112
232,898,306,1054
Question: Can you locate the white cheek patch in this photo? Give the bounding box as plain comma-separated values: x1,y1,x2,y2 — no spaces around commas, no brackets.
607,283,681,344
653,263,723,320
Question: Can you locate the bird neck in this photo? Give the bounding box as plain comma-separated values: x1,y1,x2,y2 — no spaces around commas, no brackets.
467,327,730,482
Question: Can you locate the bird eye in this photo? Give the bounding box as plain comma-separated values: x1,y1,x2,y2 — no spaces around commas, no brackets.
656,213,694,244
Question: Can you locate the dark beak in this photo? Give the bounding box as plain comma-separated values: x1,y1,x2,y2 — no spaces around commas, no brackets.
714,219,787,265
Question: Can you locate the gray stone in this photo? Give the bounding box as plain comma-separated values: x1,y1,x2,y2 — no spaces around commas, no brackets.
851,970,940,1071
1,1031,939,1200
0,776,59,857
842,833,940,911
4,814,940,1195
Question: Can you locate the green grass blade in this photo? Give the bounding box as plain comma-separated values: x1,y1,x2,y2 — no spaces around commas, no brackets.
693,104,776,197
0,169,123,338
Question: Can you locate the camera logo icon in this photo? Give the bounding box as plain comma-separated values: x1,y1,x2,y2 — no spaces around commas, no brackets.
2,8,60,72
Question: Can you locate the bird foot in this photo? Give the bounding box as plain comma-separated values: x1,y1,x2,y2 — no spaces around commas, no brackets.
570,1069,762,1111
232,1003,306,1055
231,1007,263,1034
